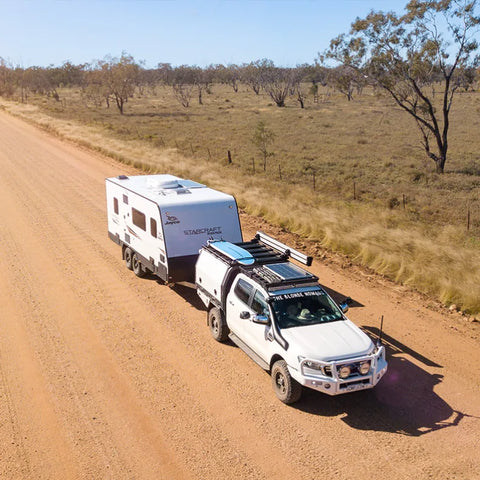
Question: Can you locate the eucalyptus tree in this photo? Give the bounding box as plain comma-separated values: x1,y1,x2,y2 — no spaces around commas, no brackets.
259,60,294,107
97,53,140,114
0,57,15,97
324,0,480,173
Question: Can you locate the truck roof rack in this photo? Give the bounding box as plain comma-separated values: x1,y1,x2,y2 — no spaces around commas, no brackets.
205,232,318,289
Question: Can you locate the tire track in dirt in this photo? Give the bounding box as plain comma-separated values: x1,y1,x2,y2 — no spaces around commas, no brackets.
0,116,192,479
0,118,302,479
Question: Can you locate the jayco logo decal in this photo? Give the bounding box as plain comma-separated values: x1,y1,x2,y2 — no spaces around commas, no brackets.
164,214,180,225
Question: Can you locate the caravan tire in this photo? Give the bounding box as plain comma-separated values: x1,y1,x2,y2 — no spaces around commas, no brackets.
132,253,146,278
124,247,133,270
208,307,229,343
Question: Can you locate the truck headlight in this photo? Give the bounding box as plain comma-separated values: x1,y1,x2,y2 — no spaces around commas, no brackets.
304,360,323,371
338,365,351,379
359,361,371,375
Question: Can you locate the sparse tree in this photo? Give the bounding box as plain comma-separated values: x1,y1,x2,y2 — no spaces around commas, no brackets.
324,0,480,173
20,65,61,100
172,83,195,107
252,121,276,171
171,65,197,107
97,53,140,114
217,64,241,92
82,65,111,108
241,60,266,94
291,64,310,108
157,63,174,85
326,65,363,101
260,61,294,107
0,58,15,97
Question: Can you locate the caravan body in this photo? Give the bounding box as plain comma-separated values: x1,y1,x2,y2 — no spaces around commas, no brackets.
106,174,242,282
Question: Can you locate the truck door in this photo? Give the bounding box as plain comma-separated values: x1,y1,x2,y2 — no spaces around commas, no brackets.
227,278,273,363
226,277,254,337
242,289,274,362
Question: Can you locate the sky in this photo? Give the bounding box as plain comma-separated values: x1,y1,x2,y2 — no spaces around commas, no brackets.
0,0,409,68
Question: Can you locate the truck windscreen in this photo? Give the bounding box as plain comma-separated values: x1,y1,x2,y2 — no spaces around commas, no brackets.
271,290,344,329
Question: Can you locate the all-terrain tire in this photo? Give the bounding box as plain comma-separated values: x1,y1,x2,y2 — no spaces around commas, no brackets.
271,359,302,404
124,247,133,270
132,253,146,278
208,307,229,343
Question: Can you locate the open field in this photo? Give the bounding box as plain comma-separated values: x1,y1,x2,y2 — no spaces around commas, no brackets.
1,84,479,314
0,109,479,480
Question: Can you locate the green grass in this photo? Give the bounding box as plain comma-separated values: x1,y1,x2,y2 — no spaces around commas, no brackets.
2,84,480,315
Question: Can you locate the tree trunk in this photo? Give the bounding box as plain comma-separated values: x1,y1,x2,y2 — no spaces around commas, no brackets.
435,155,446,174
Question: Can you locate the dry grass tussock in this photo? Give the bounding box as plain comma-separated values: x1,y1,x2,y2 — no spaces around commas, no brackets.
1,88,479,315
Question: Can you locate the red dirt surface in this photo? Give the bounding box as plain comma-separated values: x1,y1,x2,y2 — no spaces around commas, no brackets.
0,111,479,479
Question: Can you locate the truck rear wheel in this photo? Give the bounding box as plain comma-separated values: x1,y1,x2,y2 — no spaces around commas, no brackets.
271,360,302,404
208,307,229,343
124,247,133,270
132,253,146,278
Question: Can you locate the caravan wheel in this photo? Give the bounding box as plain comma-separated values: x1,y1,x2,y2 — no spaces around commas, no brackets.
132,253,146,278
124,247,133,270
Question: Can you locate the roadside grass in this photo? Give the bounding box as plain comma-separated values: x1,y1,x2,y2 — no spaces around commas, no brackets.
1,84,479,315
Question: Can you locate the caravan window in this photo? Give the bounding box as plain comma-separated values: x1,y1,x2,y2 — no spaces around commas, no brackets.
150,218,157,238
113,197,119,214
132,208,146,231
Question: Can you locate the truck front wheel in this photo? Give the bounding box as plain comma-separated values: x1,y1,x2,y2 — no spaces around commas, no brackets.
271,360,302,404
208,307,229,343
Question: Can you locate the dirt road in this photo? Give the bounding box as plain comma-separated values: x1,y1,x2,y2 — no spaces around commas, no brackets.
0,111,479,480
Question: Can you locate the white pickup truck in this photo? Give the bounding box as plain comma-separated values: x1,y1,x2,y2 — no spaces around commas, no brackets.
196,232,388,404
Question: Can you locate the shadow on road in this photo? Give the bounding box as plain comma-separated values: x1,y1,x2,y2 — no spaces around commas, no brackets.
294,329,471,436
167,282,206,311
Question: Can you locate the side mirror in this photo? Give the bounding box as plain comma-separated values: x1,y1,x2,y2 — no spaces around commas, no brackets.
240,311,251,320
339,297,352,313
339,302,349,313
252,314,270,325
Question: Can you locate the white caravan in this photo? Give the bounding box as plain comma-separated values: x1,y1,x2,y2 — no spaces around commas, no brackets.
106,174,242,282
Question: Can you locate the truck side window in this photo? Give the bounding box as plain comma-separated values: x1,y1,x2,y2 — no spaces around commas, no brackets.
234,278,253,306
113,197,119,214
132,208,146,231
252,291,269,318
150,218,157,238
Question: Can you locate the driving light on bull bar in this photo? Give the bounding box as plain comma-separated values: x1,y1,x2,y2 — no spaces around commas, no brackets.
338,365,351,379
359,361,371,375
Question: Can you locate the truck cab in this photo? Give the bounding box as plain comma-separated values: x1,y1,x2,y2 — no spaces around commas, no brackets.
196,232,387,404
